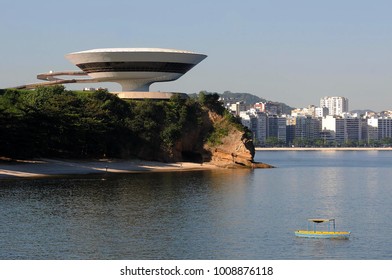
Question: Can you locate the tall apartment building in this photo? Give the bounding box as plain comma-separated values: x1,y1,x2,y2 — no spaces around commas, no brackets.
229,101,247,116
254,112,268,145
320,96,349,116
367,117,392,141
378,118,392,139
344,117,362,143
240,110,268,145
322,115,361,144
295,116,321,142
314,107,328,118
240,112,252,130
367,118,379,142
268,116,286,142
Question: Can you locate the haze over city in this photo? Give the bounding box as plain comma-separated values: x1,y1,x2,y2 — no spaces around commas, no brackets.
1,0,392,111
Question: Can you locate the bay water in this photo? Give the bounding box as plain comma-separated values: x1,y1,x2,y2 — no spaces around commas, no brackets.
0,151,391,259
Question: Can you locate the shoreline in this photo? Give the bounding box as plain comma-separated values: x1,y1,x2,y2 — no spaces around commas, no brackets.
0,158,219,180
256,147,392,151
2,147,389,179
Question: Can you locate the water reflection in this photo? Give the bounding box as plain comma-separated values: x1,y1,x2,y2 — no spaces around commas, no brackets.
1,151,392,259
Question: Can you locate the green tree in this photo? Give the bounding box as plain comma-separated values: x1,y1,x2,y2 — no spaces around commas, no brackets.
198,91,224,115
265,137,279,147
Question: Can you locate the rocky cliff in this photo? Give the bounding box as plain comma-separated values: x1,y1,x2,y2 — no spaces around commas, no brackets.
202,111,273,168
171,109,273,168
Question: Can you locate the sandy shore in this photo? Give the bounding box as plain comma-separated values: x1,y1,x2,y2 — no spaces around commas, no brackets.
256,147,392,151
2,148,389,179
0,158,218,179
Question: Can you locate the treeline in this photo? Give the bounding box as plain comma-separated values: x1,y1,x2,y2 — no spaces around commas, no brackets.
0,86,244,160
262,136,392,148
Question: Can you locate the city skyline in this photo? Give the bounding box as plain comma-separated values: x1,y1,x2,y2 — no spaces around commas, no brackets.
1,0,392,111
237,97,392,147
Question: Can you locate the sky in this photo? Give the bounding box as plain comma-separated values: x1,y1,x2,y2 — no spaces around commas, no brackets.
1,0,392,111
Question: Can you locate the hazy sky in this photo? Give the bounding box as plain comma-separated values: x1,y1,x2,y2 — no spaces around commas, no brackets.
1,0,391,111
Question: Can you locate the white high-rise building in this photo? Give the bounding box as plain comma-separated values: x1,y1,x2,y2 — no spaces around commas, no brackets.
240,110,268,145
320,96,349,116
230,102,246,116
367,117,392,141
322,115,361,144
315,107,328,118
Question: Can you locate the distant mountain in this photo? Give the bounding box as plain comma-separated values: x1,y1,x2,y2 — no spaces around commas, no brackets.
219,91,266,105
189,91,294,114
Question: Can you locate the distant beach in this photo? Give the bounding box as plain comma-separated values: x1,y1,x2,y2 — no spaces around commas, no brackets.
0,158,217,180
2,148,391,179
256,147,392,151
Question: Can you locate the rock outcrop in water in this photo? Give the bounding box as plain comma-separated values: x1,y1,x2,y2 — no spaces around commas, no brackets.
202,111,272,168
169,109,273,169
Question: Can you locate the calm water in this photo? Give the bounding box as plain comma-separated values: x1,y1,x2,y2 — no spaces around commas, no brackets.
0,151,391,259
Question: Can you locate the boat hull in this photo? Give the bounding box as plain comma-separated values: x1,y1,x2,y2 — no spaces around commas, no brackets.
295,230,350,239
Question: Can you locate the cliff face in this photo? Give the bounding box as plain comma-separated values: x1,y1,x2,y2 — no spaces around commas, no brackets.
171,110,273,168
204,131,254,168
203,111,273,168
202,111,253,167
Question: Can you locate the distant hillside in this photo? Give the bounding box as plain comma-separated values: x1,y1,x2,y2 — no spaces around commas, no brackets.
189,91,294,114
219,91,266,105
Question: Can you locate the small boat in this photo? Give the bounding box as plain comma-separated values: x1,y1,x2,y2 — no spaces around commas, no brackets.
295,218,350,239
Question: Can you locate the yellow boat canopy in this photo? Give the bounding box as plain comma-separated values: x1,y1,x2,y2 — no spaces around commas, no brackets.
308,218,335,223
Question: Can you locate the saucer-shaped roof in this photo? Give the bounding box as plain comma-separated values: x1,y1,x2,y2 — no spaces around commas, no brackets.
68,48,199,54
65,48,207,64
64,48,207,92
